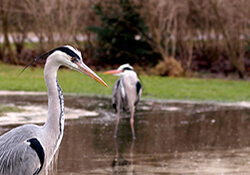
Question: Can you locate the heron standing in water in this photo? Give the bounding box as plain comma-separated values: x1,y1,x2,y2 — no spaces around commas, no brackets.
0,45,108,174
104,64,142,139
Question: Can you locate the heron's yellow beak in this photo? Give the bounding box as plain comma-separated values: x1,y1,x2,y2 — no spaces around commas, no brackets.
75,61,108,88
103,69,122,75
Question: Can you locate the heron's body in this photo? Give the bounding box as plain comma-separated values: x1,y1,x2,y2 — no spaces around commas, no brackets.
112,70,141,112
0,45,107,174
0,125,43,174
105,64,142,139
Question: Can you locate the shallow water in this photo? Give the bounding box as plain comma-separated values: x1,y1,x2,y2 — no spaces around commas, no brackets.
0,95,250,174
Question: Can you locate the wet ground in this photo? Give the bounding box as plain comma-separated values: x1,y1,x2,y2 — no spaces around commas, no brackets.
0,94,250,174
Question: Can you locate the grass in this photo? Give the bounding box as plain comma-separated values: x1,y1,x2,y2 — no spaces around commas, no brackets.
142,76,250,101
0,63,249,102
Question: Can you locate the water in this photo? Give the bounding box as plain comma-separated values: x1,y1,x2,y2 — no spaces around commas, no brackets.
0,94,250,174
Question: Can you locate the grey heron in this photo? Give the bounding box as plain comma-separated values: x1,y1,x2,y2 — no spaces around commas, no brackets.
104,64,142,139
0,45,108,174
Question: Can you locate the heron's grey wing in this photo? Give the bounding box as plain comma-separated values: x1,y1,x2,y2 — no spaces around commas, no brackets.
0,125,44,175
119,78,129,111
112,78,121,112
134,81,142,106
112,77,129,112
0,124,38,150
0,139,43,175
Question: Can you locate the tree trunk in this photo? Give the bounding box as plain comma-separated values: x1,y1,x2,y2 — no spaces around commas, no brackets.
187,29,193,70
1,8,17,64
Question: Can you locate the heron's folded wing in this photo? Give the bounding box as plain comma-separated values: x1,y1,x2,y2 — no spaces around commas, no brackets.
0,141,41,175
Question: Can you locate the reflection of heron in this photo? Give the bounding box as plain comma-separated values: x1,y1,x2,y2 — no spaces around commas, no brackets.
104,64,142,139
112,139,135,175
0,45,108,174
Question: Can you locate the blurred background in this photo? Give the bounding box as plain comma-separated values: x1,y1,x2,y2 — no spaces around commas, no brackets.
0,1,250,174
0,0,249,79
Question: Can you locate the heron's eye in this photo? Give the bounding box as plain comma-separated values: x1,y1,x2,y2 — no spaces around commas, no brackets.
71,57,77,63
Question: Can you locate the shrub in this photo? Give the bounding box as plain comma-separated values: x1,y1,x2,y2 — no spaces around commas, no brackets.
87,0,159,66
151,57,183,77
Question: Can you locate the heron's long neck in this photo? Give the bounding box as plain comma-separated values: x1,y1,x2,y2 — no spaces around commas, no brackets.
43,60,65,166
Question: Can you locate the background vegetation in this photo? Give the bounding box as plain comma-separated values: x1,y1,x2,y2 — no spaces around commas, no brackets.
0,64,249,102
0,0,249,79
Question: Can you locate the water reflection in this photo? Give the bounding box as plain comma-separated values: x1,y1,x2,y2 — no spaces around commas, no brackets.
52,99,250,174
111,139,135,175
0,95,250,174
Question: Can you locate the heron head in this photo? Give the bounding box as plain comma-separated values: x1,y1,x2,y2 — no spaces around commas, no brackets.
103,63,134,76
56,45,108,87
21,45,108,87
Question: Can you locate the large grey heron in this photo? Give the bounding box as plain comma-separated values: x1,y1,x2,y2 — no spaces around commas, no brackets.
104,64,142,139
0,45,108,174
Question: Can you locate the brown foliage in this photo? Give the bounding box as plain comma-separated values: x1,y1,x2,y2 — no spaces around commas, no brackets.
138,0,249,78
0,0,249,78
0,0,100,62
151,57,183,77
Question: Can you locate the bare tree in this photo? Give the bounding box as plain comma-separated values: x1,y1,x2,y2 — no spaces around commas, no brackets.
0,0,248,77
140,0,177,60
9,0,33,55
209,0,249,78
20,0,100,54
139,0,249,77
138,0,184,76
0,0,16,63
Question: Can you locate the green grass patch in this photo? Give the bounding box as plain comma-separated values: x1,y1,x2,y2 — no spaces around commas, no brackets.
0,63,249,102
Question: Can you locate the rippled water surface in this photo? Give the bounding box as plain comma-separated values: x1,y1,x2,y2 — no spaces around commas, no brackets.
0,95,250,174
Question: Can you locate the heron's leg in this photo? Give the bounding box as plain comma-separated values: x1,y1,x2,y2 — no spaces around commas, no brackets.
130,106,136,140
114,108,120,138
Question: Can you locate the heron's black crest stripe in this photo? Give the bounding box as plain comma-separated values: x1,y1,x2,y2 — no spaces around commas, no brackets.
54,46,81,60
19,52,50,75
123,67,134,71
27,138,45,175
20,46,80,75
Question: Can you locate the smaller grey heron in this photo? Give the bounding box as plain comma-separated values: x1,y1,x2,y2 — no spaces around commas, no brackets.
0,45,108,174
104,64,142,139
